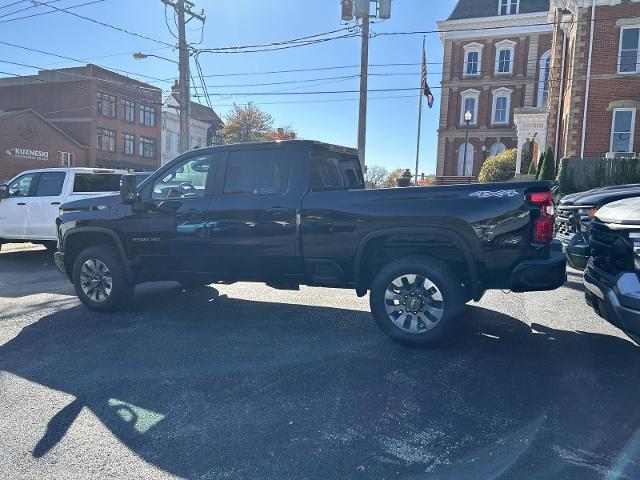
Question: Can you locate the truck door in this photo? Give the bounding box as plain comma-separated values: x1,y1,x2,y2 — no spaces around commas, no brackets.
204,146,300,276
26,171,67,240
0,172,36,240
128,153,219,273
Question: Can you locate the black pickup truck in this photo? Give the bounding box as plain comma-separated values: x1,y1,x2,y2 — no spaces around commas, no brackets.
54,140,566,346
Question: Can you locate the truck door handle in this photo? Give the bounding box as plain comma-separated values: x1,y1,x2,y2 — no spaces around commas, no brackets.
51,202,61,206
17,202,26,206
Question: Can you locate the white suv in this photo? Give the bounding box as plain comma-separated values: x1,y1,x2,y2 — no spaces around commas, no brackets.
0,168,126,250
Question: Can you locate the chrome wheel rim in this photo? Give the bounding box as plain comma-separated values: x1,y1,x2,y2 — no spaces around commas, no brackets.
80,259,113,303
384,274,444,334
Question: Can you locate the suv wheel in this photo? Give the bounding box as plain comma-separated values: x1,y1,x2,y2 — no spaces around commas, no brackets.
73,246,134,312
370,257,464,347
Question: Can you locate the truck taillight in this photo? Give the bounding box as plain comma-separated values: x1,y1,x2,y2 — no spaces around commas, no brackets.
528,191,554,244
534,216,554,244
528,191,553,215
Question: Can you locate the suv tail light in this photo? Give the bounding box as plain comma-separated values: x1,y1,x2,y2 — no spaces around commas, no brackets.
528,191,554,245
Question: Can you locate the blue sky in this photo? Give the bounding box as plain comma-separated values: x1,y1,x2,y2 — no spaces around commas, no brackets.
0,0,457,173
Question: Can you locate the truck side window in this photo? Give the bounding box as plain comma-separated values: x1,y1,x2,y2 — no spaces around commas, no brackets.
8,173,35,197
34,172,66,197
224,150,286,196
152,155,213,200
309,147,363,190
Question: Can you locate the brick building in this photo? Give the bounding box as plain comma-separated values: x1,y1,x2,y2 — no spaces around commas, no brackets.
0,64,162,172
436,0,553,177
0,108,89,182
543,0,640,165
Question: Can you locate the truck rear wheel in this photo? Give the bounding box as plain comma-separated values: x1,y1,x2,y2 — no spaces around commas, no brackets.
72,246,134,312
370,257,464,347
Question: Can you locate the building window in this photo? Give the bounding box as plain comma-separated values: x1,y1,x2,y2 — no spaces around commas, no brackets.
499,0,518,15
495,40,516,74
124,100,136,123
490,142,506,157
619,27,640,74
610,108,636,153
165,131,173,153
460,89,480,125
463,43,483,77
97,92,116,117
97,127,116,152
538,50,552,107
123,133,135,156
458,144,474,176
139,137,156,158
492,88,512,124
139,105,156,127
59,151,74,167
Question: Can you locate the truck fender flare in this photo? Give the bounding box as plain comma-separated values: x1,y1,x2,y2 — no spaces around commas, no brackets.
62,227,134,280
353,227,480,297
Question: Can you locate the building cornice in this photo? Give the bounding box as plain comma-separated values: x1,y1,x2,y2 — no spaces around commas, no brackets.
437,11,552,43
551,0,639,15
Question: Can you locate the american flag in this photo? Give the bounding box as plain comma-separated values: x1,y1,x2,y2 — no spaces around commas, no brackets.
421,43,434,108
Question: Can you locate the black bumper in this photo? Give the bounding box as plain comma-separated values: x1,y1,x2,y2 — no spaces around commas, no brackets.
583,260,640,335
556,232,590,270
510,241,567,292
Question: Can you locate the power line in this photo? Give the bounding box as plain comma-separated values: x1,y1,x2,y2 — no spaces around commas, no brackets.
30,0,175,47
0,0,27,12
0,0,101,24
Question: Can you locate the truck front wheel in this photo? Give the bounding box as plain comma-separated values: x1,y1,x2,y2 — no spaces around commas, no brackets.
370,257,464,347
72,246,134,312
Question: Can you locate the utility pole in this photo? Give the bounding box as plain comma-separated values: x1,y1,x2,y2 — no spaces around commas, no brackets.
161,0,205,154
358,11,370,168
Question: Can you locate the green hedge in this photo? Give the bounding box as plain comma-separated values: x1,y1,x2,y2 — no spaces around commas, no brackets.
557,156,640,195
478,148,517,183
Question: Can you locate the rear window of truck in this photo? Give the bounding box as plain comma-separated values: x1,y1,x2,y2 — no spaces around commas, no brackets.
309,146,363,190
73,174,122,193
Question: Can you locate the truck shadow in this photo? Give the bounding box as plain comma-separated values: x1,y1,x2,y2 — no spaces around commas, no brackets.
2,286,640,479
0,248,73,298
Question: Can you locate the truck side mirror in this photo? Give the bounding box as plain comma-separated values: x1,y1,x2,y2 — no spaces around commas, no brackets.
0,184,8,201
120,174,139,204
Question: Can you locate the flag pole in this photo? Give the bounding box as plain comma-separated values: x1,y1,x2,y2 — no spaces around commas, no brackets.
414,37,425,187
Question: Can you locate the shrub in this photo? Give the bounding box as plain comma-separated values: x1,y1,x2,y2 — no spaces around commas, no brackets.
537,147,556,181
478,148,517,183
528,152,543,176
520,151,532,176
557,156,640,195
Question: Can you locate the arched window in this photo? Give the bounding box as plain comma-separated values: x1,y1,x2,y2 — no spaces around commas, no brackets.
490,142,506,157
538,50,552,107
457,143,474,176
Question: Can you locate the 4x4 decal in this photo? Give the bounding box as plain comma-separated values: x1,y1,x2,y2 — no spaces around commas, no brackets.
469,190,519,199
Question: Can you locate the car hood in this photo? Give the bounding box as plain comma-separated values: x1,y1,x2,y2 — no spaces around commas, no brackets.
560,184,640,207
595,197,640,226
61,194,121,212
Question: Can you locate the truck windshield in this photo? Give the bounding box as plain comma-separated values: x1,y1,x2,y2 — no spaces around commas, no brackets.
309,146,363,191
73,174,122,193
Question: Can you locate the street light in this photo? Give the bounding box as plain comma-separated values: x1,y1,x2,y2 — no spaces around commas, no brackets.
463,110,472,177
133,52,177,64
482,144,487,161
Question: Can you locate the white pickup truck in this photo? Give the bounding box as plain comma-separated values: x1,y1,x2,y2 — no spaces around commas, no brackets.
0,168,126,250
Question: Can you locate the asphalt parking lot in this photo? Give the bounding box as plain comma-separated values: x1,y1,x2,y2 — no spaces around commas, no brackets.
1,246,640,480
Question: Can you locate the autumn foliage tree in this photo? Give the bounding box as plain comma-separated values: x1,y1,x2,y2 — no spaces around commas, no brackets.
220,102,297,144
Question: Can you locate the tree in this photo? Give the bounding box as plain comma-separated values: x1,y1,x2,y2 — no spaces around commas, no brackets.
528,151,543,176
364,165,388,189
537,147,556,181
220,102,274,144
382,168,404,188
478,148,517,183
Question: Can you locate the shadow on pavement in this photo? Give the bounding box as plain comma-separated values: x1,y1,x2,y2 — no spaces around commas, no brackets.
2,285,640,479
0,249,72,298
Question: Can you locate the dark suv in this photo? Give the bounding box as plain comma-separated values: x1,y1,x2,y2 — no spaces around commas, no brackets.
55,140,566,346
555,184,640,269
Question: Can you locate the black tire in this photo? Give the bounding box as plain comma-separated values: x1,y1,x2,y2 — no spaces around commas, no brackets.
72,245,134,312
370,257,465,347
